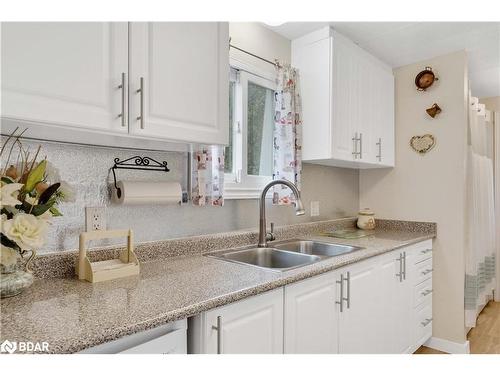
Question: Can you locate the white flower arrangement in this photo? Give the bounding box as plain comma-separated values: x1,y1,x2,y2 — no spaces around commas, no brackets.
0,128,73,264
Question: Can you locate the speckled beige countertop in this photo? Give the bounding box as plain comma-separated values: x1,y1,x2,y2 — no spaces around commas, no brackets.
0,219,435,353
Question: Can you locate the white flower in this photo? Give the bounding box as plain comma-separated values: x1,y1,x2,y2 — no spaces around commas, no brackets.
0,245,19,267
2,213,48,250
58,181,76,202
45,161,61,184
0,182,24,207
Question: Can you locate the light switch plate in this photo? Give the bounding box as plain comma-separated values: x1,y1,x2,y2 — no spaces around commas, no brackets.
310,201,320,217
85,206,106,231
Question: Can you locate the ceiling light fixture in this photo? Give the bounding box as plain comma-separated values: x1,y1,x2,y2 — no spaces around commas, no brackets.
263,22,285,27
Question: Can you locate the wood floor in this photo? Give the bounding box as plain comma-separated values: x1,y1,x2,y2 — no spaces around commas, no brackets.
415,301,500,354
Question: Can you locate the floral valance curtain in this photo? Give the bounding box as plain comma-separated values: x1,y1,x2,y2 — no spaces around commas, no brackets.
191,145,225,207
272,63,303,205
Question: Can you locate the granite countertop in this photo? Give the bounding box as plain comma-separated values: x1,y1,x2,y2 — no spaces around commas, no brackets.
0,220,435,353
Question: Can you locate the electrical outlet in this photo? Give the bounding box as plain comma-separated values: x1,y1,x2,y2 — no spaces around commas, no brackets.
85,206,106,231
310,201,320,217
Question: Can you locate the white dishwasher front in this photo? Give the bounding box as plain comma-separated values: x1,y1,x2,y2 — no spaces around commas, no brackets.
80,319,187,354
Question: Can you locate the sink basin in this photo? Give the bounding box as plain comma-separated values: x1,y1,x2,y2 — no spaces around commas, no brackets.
274,240,363,257
212,247,321,272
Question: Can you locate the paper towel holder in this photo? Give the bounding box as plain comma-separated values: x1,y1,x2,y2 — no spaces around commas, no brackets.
111,156,170,199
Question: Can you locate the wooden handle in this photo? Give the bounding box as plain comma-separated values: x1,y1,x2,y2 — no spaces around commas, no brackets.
80,229,131,242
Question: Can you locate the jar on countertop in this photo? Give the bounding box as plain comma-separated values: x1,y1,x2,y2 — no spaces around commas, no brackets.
357,208,376,230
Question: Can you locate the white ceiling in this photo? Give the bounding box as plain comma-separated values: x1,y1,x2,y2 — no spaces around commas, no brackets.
265,22,500,98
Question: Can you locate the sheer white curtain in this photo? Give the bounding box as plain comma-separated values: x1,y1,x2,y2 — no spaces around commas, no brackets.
465,97,496,328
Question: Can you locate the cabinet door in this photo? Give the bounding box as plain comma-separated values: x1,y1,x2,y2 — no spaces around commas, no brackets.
331,33,358,162
284,271,338,353
203,289,283,354
379,251,412,353
129,22,229,145
377,67,395,167
1,22,128,133
291,35,332,161
337,258,381,353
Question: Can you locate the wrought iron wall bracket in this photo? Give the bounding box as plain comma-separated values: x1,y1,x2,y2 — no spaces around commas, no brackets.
111,156,170,198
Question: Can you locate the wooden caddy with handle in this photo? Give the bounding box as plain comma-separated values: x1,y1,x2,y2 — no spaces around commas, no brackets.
77,229,140,283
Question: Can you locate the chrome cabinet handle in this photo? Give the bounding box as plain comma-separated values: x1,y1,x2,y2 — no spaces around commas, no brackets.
396,253,403,282
420,249,432,254
421,268,433,275
211,316,222,354
402,251,407,280
136,77,145,129
352,133,358,159
336,274,344,312
118,72,127,127
343,272,350,309
358,133,363,159
376,137,382,161
421,289,433,296
421,318,433,327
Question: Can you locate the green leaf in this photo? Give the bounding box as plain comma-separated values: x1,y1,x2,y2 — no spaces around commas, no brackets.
39,183,60,204
0,233,21,252
49,206,63,217
25,160,47,193
1,177,13,184
20,201,52,216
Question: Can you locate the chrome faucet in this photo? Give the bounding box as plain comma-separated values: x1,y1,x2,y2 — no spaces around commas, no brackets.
258,179,305,247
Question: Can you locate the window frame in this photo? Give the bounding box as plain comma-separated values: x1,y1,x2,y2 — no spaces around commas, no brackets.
224,58,277,199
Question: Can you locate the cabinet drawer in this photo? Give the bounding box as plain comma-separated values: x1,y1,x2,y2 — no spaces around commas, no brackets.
415,258,433,285
414,246,433,265
414,278,433,307
119,328,187,354
414,302,432,345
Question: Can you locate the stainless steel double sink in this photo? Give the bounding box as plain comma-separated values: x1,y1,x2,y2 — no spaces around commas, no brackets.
207,239,364,272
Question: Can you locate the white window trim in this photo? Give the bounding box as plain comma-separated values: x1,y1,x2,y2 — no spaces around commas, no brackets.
224,58,277,200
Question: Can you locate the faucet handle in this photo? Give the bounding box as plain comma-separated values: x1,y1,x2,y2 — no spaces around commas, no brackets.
266,222,276,242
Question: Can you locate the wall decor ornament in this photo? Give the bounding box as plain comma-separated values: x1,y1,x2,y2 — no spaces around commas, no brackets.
415,66,438,91
426,103,442,118
410,134,436,155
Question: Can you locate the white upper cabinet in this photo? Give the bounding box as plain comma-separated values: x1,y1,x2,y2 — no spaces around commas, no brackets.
292,27,395,168
129,23,229,145
1,22,128,133
1,22,229,149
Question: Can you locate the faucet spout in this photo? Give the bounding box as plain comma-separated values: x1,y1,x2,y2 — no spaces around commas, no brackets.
258,179,305,248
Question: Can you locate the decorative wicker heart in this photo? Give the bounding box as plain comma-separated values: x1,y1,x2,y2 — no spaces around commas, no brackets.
410,134,435,154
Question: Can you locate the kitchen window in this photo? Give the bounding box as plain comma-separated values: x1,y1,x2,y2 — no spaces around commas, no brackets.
224,64,276,199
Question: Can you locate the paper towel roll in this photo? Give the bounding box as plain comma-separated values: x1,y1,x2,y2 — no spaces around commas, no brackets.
112,181,182,205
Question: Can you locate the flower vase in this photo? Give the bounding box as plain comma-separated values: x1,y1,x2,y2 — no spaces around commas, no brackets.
0,248,36,299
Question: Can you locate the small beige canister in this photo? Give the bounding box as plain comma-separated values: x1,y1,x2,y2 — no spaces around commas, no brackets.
357,208,376,230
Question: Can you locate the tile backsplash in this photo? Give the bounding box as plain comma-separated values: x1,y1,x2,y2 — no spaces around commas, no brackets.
1,137,359,253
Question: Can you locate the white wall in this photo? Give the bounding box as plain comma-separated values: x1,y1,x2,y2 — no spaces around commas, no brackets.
229,23,290,74
359,50,469,344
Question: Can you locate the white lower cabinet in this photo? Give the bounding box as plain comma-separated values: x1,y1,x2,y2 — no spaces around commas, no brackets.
189,239,433,354
188,288,284,354
284,272,339,353
337,259,382,353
